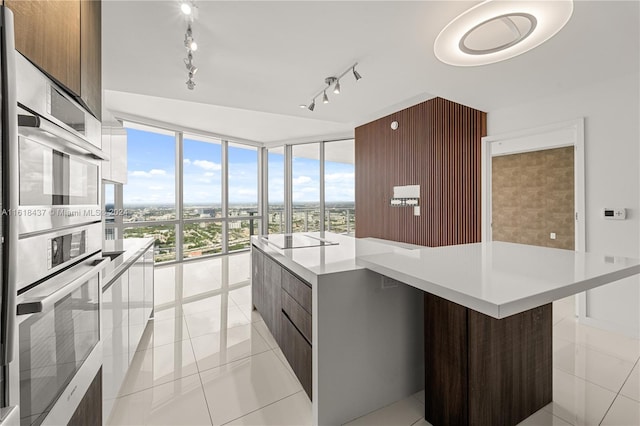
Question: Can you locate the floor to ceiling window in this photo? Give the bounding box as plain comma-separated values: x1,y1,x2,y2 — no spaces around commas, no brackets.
292,143,321,232
228,143,259,251
118,123,262,263
267,146,285,233
266,139,355,235
182,134,223,258
324,139,355,234
115,124,352,261
123,124,178,262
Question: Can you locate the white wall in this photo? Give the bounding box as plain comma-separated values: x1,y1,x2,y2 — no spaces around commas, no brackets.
487,71,640,336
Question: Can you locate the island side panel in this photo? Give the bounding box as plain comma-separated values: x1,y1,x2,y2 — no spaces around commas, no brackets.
424,293,469,426
468,304,552,426
424,292,552,426
314,271,424,426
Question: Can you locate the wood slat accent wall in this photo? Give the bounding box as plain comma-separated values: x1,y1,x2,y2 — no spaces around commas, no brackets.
355,97,486,246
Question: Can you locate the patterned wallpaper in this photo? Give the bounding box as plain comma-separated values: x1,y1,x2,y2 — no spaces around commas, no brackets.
492,146,574,250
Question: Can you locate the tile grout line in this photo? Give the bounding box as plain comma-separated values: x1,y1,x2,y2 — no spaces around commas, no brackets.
116,370,202,399
219,390,307,426
194,345,273,375
189,333,217,426
554,317,640,359
598,356,640,426
552,333,640,366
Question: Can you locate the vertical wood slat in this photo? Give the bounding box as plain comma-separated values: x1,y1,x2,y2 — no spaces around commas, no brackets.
355,97,486,247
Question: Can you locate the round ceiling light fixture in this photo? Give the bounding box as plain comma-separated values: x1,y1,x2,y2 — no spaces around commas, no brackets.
434,0,573,66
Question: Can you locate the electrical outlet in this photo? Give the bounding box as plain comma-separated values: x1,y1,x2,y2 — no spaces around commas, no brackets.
550,232,557,240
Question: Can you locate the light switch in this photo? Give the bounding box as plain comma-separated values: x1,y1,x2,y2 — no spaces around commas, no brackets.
550,232,557,240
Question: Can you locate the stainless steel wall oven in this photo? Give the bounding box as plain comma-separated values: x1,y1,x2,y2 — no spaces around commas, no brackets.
12,53,107,426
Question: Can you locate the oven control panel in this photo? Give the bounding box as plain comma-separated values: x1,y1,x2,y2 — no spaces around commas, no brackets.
47,230,87,269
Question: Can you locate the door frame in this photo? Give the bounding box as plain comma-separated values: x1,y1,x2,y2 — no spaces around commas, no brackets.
481,118,586,252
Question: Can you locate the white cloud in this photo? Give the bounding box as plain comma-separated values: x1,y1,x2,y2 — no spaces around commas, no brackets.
149,186,164,191
204,172,216,177
293,176,312,185
129,169,167,178
184,159,191,165
325,172,354,182
193,160,221,171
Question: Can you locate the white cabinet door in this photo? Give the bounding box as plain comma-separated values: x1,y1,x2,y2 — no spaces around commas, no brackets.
110,130,128,184
128,255,146,360
101,131,112,181
101,127,128,184
102,272,129,423
143,246,154,321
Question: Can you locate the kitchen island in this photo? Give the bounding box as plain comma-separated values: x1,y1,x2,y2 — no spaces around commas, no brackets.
251,233,640,426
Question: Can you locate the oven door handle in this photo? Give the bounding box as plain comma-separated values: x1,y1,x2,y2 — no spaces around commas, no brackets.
17,258,108,315
18,114,109,161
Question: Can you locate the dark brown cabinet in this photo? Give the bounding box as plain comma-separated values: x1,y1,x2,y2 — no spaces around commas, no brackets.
80,0,101,118
69,368,102,426
281,312,312,398
6,0,102,119
251,246,313,399
263,255,282,344
7,0,81,93
252,248,282,345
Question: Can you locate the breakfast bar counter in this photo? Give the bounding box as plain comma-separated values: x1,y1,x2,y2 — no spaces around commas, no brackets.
251,233,640,426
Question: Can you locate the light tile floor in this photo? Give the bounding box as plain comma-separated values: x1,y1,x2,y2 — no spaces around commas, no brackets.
108,253,640,426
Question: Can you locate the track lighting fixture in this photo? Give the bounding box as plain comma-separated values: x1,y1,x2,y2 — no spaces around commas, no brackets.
181,3,199,90
300,63,362,111
352,66,362,81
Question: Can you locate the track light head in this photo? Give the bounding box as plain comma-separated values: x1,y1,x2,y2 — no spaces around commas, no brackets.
308,99,315,111
333,79,341,94
186,78,196,90
323,90,329,104
184,25,198,51
353,66,362,81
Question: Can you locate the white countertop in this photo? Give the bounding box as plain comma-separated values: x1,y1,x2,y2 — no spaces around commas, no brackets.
251,233,640,318
102,238,154,287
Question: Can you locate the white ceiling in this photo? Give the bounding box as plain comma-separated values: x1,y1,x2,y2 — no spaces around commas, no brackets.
102,1,639,146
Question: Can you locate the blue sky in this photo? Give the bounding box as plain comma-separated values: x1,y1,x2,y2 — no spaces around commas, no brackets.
125,128,353,205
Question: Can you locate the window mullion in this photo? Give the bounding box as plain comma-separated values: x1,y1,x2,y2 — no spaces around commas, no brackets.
222,140,229,253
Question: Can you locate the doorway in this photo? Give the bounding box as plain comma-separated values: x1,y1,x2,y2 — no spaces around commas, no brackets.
491,146,575,249
481,118,585,251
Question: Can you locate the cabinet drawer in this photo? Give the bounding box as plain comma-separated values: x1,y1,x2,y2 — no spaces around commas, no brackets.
282,269,311,313
282,290,312,343
280,313,312,399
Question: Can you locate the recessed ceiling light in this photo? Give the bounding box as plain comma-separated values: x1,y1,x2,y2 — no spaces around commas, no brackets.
181,2,192,15
434,0,573,66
